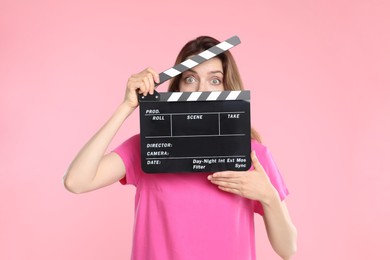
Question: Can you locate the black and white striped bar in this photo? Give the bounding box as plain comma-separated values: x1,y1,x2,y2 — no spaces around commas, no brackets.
140,90,250,102
156,35,241,87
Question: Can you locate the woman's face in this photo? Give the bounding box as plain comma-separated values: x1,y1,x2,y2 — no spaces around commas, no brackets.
179,57,225,92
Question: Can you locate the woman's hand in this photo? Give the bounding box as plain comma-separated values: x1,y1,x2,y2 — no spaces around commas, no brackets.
209,151,297,259
208,150,279,203
124,67,160,110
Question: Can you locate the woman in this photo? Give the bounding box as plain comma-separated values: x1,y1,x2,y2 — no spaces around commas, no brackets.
64,36,297,260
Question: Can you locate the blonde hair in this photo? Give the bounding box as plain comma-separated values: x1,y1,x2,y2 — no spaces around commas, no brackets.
168,36,262,142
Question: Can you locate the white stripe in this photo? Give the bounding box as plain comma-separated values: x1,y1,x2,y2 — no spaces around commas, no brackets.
181,59,198,69
206,91,222,101
167,92,182,102
226,91,241,100
216,41,233,51
164,68,181,77
199,50,216,59
187,92,202,101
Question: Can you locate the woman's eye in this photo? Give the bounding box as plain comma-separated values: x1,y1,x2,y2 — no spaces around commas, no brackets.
184,76,196,84
211,78,222,85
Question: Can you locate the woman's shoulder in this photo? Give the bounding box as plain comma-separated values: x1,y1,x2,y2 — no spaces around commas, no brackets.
251,138,268,155
120,133,141,146
113,134,141,155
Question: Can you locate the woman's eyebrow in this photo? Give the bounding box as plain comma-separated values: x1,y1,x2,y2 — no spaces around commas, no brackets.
183,69,224,75
185,69,198,74
208,70,224,75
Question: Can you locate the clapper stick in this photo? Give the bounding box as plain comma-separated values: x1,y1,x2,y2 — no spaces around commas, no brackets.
139,35,241,100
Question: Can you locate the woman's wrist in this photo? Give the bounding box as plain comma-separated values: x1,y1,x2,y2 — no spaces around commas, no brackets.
116,102,136,119
258,186,280,208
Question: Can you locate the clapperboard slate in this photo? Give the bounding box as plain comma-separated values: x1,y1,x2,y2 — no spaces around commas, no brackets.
138,36,251,173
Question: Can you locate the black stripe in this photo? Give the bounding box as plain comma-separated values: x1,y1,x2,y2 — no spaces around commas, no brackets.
158,92,173,102
197,92,211,101
159,73,171,83
217,91,230,101
177,92,192,102
191,55,207,64
173,63,189,72
226,36,241,46
237,91,250,100
208,46,224,55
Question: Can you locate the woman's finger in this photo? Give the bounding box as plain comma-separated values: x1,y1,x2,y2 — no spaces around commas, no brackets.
209,179,240,188
217,186,241,195
142,77,150,96
251,150,264,172
147,67,160,84
147,73,155,95
210,171,242,179
137,78,145,94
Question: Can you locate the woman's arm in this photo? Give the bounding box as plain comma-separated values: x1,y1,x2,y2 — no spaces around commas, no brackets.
208,151,297,259
262,195,297,259
63,103,133,193
63,68,159,193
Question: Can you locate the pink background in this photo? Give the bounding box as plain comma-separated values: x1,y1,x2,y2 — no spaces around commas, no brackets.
1,0,389,259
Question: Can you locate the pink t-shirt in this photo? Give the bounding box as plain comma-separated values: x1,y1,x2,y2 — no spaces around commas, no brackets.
114,134,289,260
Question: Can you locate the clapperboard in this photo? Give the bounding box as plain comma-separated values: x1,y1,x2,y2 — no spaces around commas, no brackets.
139,36,251,173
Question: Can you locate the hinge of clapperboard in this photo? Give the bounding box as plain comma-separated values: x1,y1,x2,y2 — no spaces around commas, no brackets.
138,35,241,101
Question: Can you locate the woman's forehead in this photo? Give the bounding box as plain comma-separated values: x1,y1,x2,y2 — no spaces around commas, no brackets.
183,57,223,74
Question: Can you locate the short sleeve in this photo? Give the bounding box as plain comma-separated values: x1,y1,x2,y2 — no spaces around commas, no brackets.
251,141,289,215
112,134,142,186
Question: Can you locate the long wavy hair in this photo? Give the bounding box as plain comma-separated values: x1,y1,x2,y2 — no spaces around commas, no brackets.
168,36,261,142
